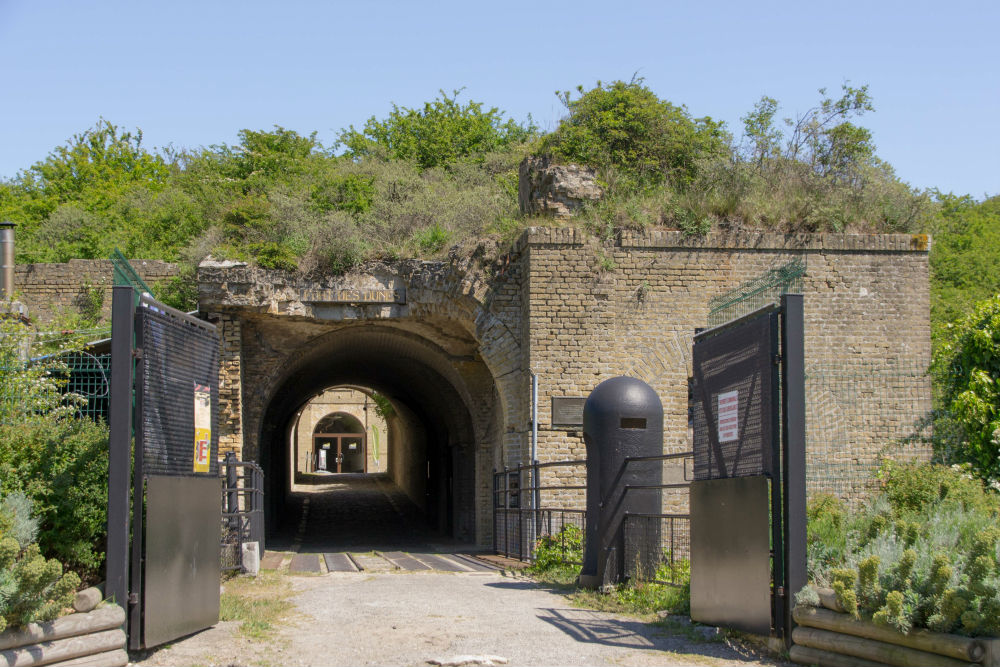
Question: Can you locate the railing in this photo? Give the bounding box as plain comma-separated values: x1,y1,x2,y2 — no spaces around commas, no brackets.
493,452,693,585
493,459,587,562
623,512,691,586
220,455,264,572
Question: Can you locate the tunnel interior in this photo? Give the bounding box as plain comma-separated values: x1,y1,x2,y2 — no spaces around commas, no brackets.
258,324,488,547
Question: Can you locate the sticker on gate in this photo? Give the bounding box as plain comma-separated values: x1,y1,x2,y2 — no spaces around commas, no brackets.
193,382,211,473
717,390,739,442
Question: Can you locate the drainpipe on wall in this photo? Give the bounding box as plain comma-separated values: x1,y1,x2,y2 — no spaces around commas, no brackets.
530,370,541,546
1,222,14,301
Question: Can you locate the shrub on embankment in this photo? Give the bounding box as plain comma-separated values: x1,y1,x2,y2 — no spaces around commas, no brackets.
0,81,937,283
804,462,1000,637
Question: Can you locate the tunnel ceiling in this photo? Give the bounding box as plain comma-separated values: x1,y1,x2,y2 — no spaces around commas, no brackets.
262,324,480,448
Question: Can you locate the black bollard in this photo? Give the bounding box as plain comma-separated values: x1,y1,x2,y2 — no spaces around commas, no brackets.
579,376,663,588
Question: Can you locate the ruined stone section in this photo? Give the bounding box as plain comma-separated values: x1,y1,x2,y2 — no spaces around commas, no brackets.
518,156,603,218
13,259,179,324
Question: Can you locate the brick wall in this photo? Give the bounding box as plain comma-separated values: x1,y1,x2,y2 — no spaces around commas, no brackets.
521,228,932,506
14,259,180,325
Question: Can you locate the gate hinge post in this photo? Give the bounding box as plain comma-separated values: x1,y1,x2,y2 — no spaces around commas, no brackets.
128,592,138,605
772,354,782,366
133,348,143,360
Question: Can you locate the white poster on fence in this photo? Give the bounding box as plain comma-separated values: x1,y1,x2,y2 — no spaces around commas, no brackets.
717,390,739,442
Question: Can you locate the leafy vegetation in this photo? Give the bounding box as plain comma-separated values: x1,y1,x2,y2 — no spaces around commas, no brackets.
527,523,583,582
0,492,81,632
930,295,1000,482
805,462,1000,636
0,318,109,576
338,88,537,169
526,523,691,617
539,79,728,191
0,81,941,279
928,196,1000,337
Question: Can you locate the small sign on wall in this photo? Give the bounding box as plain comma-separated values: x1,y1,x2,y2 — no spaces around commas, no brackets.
193,382,211,473
717,390,739,442
552,397,586,427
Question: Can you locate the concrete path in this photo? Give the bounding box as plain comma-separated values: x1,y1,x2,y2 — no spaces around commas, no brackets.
133,475,786,666
135,569,785,667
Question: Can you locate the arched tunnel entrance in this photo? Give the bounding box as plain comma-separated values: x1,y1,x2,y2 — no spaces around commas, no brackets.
257,323,497,550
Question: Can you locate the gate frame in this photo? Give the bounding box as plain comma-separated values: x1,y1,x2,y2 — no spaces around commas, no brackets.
689,293,805,646
106,285,222,649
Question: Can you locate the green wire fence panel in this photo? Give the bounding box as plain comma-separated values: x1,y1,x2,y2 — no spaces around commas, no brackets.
707,258,805,327
804,359,932,507
111,248,154,299
64,351,112,421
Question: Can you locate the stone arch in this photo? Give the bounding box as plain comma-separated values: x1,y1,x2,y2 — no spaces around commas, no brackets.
256,321,499,544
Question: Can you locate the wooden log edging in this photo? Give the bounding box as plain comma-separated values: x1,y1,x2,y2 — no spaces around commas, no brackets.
789,644,891,667
0,605,126,667
794,605,985,663
792,626,976,667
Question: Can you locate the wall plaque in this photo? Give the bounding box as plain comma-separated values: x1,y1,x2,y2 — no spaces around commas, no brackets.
300,286,406,305
551,396,586,427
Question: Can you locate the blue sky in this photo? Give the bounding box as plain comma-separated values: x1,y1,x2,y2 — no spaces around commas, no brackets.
1,0,997,198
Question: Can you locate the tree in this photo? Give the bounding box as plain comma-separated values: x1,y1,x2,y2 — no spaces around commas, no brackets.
741,96,782,167
928,194,1000,333
539,78,728,190
337,89,537,169
784,84,876,184
932,294,1000,482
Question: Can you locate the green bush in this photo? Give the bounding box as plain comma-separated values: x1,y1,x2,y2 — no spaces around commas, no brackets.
931,295,1000,482
0,492,80,632
528,523,583,577
806,463,1000,636
879,461,997,516
540,79,728,191
0,320,110,576
338,89,537,169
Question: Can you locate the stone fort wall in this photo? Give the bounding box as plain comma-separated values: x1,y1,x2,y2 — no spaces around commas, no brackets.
518,228,931,509
13,229,932,528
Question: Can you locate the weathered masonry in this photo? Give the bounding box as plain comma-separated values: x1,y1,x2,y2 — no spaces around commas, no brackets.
195,228,932,546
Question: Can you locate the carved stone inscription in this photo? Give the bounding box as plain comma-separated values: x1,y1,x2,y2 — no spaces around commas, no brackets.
300,287,406,305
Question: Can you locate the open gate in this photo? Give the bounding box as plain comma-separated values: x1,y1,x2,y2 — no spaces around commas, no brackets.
689,294,806,645
106,285,222,650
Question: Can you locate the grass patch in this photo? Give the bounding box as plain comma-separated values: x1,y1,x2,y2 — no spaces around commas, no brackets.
219,571,294,639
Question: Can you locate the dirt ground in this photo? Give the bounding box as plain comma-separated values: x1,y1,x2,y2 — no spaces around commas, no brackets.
131,569,789,667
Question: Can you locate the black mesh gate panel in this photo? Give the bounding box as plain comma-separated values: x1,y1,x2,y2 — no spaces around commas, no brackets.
138,305,220,477
691,307,777,481
132,298,221,649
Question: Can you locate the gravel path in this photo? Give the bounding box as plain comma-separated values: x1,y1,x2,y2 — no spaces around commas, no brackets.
133,569,787,667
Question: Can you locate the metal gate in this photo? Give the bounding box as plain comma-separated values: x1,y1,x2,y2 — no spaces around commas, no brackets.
106,285,222,650
689,294,805,645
